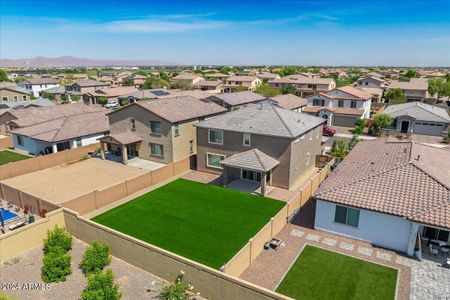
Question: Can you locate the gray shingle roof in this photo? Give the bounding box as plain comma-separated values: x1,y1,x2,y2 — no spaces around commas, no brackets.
220,148,279,172
0,82,32,95
197,103,325,138
384,102,450,123
207,91,266,106
269,94,307,110
73,79,109,87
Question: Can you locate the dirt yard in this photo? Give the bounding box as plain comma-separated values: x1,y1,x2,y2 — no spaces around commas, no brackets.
1,158,147,204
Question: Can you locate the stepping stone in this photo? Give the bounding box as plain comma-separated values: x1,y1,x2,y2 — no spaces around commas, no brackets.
305,233,321,242
357,247,373,256
376,251,392,261
322,237,337,247
339,242,354,251
290,229,304,238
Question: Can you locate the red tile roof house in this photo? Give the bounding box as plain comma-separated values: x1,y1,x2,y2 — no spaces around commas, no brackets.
7,103,109,155
303,86,372,127
314,138,450,257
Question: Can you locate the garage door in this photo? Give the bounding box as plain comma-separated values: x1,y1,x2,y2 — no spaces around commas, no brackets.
333,115,359,127
414,122,444,136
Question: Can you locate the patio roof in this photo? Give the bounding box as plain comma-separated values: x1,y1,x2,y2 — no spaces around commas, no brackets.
220,149,279,172
98,131,142,146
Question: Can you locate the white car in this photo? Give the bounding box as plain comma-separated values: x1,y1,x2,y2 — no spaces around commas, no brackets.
105,102,119,109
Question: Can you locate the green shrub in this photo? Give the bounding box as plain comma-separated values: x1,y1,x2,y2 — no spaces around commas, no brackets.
81,269,121,300
41,248,72,283
0,292,16,300
80,241,111,275
43,226,73,254
159,275,189,300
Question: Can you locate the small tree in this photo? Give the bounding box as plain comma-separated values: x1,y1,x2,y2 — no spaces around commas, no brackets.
43,226,73,254
372,113,392,136
80,241,111,275
81,269,121,300
280,84,297,95
254,83,281,97
97,97,108,106
143,77,168,89
71,95,81,102
158,274,189,300
330,139,347,159
385,88,406,104
347,135,360,151
428,78,446,102
41,247,72,283
352,118,365,135
231,86,248,92
0,69,9,81
42,92,55,100
170,80,193,90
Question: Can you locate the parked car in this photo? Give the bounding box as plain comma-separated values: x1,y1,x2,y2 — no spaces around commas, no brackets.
105,102,119,109
323,126,336,136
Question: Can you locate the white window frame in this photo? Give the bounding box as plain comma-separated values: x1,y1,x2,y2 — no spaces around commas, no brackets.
243,133,251,146
76,138,82,148
306,152,310,166
206,152,225,169
174,124,180,137
208,129,223,145
149,143,164,157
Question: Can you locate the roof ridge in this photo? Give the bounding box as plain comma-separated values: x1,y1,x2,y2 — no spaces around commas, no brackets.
409,160,450,190
271,105,295,137
253,148,267,170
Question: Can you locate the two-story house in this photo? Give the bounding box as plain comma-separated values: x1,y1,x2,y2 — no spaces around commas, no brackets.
303,86,372,127
196,103,325,195
18,78,60,97
194,80,224,93
0,83,32,103
206,91,267,110
223,76,262,92
98,96,226,165
68,79,110,94
387,79,429,102
172,73,204,85
268,76,335,97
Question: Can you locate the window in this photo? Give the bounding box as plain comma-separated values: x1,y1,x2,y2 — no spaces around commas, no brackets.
306,152,310,166
174,124,180,136
22,95,27,100
365,82,368,86
334,205,360,227
208,129,223,145
76,138,82,148
13,96,18,101
189,140,194,154
2,96,8,101
243,133,251,146
130,119,136,131
149,121,161,134
241,169,261,182
16,135,23,146
338,100,344,107
313,99,325,106
350,101,357,108
150,143,164,157
206,153,225,169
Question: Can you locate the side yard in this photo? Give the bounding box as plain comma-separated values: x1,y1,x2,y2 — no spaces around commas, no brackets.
0,150,31,165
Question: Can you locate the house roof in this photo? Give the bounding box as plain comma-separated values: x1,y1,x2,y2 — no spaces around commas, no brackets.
257,73,280,80
21,78,59,85
358,87,384,97
111,96,226,123
0,83,32,95
194,80,223,87
10,110,109,143
197,103,325,138
302,106,364,116
205,73,230,78
337,86,372,100
0,98,55,112
314,138,450,229
88,86,139,97
207,91,266,106
384,101,450,123
98,131,142,145
269,94,307,110
73,79,109,87
226,75,259,82
269,77,334,85
389,80,428,91
173,73,203,80
220,148,280,172
117,89,172,100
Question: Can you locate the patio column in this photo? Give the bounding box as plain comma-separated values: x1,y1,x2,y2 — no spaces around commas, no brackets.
407,222,419,257
52,143,58,153
122,145,128,165
261,171,267,196
223,166,228,187
99,142,105,160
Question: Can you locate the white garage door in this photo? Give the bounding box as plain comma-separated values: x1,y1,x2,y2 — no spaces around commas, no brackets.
414,122,444,136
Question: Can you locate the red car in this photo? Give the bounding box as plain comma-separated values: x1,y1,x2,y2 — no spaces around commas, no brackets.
322,126,336,136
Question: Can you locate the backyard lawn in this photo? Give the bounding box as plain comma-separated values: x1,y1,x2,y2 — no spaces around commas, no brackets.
0,150,31,165
276,245,398,300
93,178,285,269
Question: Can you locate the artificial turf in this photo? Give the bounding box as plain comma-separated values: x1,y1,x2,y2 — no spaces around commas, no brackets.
92,178,285,269
0,150,31,165
276,245,398,300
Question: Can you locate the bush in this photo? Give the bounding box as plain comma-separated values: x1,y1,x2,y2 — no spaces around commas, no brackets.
80,241,111,275
159,275,189,300
97,97,108,106
43,226,73,254
81,269,121,300
41,247,72,283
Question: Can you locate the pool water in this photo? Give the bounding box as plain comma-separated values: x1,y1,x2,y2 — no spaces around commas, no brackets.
1,208,18,221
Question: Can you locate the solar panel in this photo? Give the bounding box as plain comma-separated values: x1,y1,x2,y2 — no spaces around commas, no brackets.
151,89,170,96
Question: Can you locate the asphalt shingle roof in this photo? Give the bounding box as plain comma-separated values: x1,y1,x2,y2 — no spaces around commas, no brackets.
207,91,266,106
220,148,279,172
384,102,450,123
269,94,307,110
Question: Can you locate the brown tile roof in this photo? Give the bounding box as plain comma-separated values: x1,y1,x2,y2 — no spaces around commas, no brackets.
270,94,306,110
226,75,259,82
337,86,372,100
89,86,139,97
73,79,109,87
302,106,363,116
389,80,428,91
98,131,142,145
21,78,59,85
194,80,223,87
315,138,450,229
173,73,203,80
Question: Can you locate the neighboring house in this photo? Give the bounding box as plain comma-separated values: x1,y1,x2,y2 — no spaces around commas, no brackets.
123,74,147,88
83,86,139,104
172,73,204,85
355,76,387,89
387,79,429,102
0,82,32,102
18,78,60,97
358,87,384,103
384,102,450,136
269,94,307,112
7,103,108,155
206,91,266,110
99,96,226,165
72,73,89,81
117,89,173,103
303,86,372,127
204,73,230,81
223,76,262,92
68,79,110,94
314,138,450,257
257,73,280,82
196,103,325,194
194,81,224,93
268,76,336,97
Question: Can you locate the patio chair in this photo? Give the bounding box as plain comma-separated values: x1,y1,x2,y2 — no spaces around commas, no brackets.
429,244,439,256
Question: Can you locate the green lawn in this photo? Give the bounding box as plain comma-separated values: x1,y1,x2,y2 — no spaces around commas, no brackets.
276,245,398,300
0,150,31,165
93,178,285,269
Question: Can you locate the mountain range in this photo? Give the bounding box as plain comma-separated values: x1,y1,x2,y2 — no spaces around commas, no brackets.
0,56,179,68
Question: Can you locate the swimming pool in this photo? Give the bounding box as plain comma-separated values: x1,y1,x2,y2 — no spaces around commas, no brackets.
1,208,18,222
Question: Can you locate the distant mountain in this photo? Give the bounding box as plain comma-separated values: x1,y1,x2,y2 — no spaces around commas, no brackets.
0,56,179,68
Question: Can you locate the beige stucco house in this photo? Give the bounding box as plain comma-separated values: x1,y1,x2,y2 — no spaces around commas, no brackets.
0,83,32,103
268,76,335,97
223,76,262,92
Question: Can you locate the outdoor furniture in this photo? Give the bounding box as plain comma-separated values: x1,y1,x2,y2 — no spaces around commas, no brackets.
440,246,449,256
269,238,282,250
429,244,439,256
9,221,26,231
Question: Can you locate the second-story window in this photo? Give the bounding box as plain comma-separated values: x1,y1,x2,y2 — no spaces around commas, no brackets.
243,133,251,146
313,99,324,106
149,121,161,134
130,119,136,131
174,124,180,136
338,100,344,107
208,129,223,145
189,140,194,154
350,101,357,108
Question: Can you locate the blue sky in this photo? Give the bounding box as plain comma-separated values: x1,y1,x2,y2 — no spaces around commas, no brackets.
1,0,450,66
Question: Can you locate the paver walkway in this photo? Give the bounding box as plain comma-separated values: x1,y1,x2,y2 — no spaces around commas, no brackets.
240,224,411,300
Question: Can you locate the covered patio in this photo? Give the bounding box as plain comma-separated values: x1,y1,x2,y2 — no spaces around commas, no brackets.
220,148,279,196
98,132,142,165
